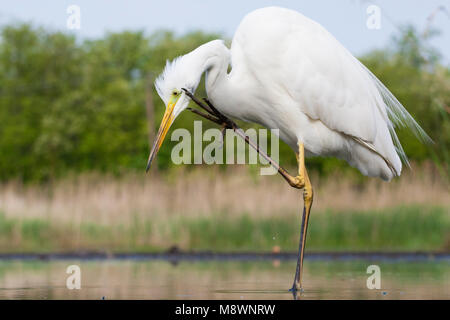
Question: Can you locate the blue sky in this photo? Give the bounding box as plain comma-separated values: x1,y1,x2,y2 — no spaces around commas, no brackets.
1,1,449,63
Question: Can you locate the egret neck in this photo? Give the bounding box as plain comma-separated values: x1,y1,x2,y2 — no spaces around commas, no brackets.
190,40,232,102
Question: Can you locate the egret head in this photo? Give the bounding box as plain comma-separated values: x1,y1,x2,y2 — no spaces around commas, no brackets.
146,55,201,171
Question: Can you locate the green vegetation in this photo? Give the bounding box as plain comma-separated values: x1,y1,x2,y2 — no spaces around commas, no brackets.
0,23,448,182
0,206,447,253
179,206,449,252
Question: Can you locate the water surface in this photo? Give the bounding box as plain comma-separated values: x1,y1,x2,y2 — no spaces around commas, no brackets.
0,257,448,299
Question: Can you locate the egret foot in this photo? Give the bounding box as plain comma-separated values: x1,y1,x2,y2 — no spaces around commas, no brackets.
287,175,305,189
289,285,304,300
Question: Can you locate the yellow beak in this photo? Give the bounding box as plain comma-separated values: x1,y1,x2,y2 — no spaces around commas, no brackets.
146,100,176,172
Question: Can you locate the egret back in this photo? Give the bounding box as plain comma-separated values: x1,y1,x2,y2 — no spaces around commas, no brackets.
229,6,430,178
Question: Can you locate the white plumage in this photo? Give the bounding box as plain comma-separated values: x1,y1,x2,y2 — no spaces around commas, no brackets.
149,6,432,294
154,6,430,181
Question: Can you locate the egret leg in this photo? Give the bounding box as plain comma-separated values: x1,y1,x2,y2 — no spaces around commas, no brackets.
290,143,314,298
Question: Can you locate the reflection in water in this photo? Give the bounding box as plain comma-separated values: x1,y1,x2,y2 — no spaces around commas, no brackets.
0,259,448,299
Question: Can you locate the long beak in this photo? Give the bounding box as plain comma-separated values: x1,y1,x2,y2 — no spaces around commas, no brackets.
146,101,176,172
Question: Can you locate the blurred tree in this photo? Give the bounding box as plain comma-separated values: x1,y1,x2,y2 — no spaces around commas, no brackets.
0,24,82,180
361,25,449,176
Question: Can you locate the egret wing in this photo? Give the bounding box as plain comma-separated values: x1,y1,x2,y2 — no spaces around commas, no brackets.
232,7,431,165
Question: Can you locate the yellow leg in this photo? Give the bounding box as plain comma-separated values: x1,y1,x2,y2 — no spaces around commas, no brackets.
290,143,314,298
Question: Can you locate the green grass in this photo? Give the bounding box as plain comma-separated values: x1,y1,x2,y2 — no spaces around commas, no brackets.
180,206,449,251
0,205,448,253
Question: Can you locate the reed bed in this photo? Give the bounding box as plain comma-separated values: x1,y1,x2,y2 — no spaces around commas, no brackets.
0,163,448,252
0,163,448,224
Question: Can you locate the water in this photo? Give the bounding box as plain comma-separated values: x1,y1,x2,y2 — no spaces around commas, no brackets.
0,258,448,299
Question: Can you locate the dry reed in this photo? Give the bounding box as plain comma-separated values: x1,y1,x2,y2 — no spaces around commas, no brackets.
0,163,448,227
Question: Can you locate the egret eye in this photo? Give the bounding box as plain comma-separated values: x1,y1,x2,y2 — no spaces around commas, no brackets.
172,90,179,96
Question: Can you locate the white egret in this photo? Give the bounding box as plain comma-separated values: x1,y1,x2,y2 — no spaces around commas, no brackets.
146,6,431,294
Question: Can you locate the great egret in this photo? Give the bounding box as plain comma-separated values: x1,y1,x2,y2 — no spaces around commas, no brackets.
146,6,431,294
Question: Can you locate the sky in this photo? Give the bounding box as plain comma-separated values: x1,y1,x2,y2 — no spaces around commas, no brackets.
1,0,449,63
